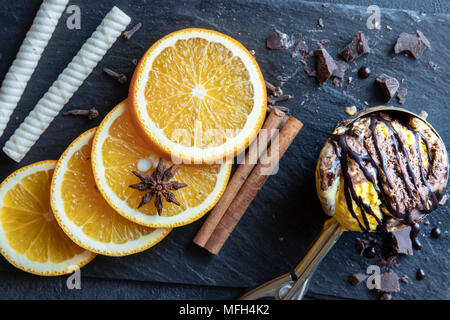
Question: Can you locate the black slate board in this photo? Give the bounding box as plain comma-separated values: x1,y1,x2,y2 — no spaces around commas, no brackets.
0,0,448,300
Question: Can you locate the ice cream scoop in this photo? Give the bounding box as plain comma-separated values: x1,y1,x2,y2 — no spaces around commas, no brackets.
240,106,448,300
316,106,448,232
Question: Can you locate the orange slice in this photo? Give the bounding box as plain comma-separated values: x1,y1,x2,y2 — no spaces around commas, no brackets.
91,100,232,228
51,128,171,256
0,160,96,276
129,28,266,163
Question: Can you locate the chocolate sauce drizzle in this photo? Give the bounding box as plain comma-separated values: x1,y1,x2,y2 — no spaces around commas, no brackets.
332,114,440,232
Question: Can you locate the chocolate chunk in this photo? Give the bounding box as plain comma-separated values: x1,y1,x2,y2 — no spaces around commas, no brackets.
390,226,413,255
376,74,399,102
396,88,408,105
266,29,290,50
314,47,337,84
416,268,425,280
339,32,370,62
379,271,400,293
331,60,349,87
348,273,367,286
431,227,441,238
394,30,431,59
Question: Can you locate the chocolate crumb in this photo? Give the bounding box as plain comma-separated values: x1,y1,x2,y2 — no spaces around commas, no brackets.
294,40,308,53
419,110,428,120
266,28,290,50
304,66,317,78
394,30,430,59
339,32,370,62
396,88,408,105
348,273,367,286
363,101,369,106
317,18,324,28
428,61,438,71
322,3,330,8
131,58,138,66
386,25,392,31
250,50,256,56
423,219,430,225
401,275,409,284
375,74,399,102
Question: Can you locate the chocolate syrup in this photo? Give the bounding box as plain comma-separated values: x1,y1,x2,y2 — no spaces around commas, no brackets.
332,113,440,232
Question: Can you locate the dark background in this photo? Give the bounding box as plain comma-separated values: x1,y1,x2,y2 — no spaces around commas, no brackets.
0,0,448,299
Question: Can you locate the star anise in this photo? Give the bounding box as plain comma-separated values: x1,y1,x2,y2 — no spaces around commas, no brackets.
129,158,187,215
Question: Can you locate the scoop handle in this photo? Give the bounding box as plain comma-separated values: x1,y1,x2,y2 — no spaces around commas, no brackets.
283,220,343,300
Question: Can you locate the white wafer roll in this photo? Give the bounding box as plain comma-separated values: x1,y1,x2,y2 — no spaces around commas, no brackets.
0,0,69,138
3,6,131,162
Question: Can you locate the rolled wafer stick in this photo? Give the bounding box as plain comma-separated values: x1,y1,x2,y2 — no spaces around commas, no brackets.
3,6,131,162
193,108,287,247
203,116,303,254
0,0,69,138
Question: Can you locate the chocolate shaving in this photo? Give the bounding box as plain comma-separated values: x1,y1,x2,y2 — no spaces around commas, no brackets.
375,74,399,102
339,32,370,62
266,28,290,50
394,30,430,59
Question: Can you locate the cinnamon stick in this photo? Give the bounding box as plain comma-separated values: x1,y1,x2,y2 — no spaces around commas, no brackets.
203,116,303,254
193,108,286,247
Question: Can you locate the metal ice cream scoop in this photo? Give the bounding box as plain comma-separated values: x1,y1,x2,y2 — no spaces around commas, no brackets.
239,106,448,300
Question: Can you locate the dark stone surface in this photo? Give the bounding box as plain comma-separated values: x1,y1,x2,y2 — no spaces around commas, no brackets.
0,0,448,299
